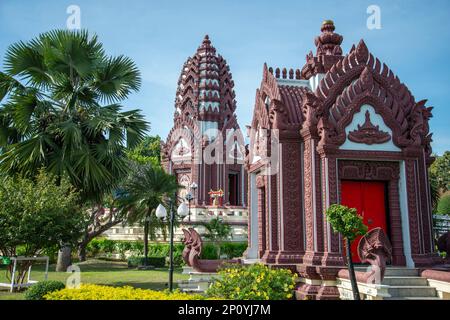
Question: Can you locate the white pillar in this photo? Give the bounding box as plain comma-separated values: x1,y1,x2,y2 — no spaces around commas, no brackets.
246,173,259,259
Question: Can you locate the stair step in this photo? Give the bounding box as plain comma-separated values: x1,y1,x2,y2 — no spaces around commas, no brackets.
354,267,419,277
385,296,441,300
387,286,437,298
181,289,203,293
382,276,429,286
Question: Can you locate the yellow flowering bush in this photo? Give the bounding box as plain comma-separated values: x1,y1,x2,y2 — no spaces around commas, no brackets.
44,284,207,300
206,263,297,300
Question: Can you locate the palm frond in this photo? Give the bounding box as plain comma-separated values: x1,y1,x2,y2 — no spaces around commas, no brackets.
93,55,141,103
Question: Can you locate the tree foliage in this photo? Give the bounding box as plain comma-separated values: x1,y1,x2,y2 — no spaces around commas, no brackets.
0,171,82,286
325,204,368,242
0,29,149,202
325,204,367,300
430,151,450,193
126,135,162,166
0,171,81,256
437,192,450,215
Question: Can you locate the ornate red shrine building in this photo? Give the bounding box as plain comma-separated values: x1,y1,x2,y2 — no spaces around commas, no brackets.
245,20,439,299
162,36,247,221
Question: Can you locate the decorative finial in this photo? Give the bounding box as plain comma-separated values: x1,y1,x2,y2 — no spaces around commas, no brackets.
315,19,342,56
197,34,215,54
202,34,211,45
321,19,336,32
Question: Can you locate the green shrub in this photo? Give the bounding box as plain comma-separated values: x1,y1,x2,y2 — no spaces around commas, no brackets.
200,243,219,259
130,241,144,256
437,192,450,215
127,256,166,268
207,263,296,300
221,242,247,259
25,280,66,300
200,242,247,259
116,241,133,260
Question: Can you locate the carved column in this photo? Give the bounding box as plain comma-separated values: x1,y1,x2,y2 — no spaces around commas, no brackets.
275,141,304,264
301,128,323,265
405,154,438,267
388,179,406,266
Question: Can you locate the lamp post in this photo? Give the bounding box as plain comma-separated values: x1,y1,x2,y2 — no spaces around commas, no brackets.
155,194,189,292
188,182,198,222
185,192,193,222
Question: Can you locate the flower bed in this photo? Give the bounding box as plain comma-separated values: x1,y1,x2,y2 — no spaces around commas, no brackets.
44,284,208,300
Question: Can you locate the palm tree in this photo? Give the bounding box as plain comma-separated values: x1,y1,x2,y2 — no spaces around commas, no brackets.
202,217,232,258
0,29,148,202
0,30,149,268
117,163,180,267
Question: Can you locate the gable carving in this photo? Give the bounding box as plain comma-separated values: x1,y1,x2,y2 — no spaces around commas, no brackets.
313,40,433,160
348,110,391,145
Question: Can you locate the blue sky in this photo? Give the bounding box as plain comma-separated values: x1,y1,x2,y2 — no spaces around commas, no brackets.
0,0,449,154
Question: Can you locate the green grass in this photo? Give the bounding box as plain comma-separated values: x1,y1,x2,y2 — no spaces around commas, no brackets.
0,259,189,300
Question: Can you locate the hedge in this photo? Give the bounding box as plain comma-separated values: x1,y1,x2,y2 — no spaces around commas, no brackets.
86,239,247,265
127,256,166,268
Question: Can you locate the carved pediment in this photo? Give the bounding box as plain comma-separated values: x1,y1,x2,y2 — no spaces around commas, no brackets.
348,111,391,145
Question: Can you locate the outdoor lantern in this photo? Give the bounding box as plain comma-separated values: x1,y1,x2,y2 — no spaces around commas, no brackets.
177,202,189,217
155,204,167,218
190,182,198,190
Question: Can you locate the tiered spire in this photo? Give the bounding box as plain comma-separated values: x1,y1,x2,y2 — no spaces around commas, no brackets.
174,35,238,126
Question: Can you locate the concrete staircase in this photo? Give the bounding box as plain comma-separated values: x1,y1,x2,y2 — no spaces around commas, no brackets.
354,267,440,300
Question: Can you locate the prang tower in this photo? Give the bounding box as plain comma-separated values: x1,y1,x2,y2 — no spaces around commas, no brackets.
162,35,247,221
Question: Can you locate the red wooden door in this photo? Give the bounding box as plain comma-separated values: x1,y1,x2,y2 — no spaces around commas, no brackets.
340,181,387,263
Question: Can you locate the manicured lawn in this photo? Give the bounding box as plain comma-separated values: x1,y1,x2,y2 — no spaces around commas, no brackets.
0,259,189,300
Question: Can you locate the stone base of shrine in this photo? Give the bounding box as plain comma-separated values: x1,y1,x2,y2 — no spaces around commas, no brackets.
295,277,341,300
294,264,343,300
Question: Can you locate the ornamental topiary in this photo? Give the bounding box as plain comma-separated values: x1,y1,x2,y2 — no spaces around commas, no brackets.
25,280,66,300
206,263,297,300
437,192,450,215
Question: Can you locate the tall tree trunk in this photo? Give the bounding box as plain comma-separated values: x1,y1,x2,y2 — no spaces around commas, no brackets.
144,218,149,267
56,245,72,272
78,242,88,262
346,238,360,300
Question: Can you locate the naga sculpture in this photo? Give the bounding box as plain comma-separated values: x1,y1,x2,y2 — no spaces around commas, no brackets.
338,227,392,284
182,228,242,273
